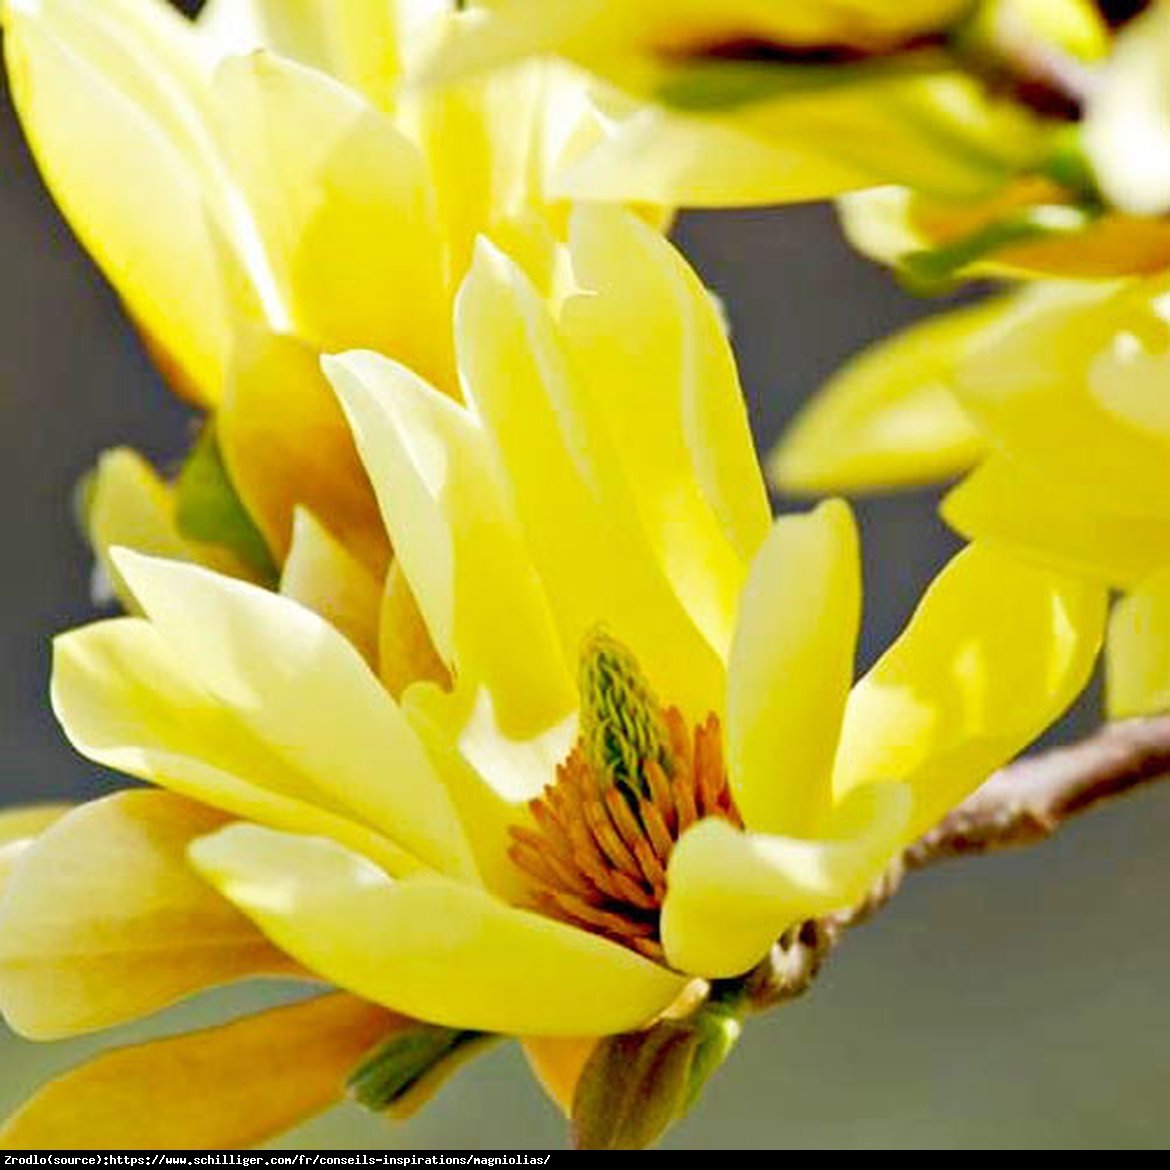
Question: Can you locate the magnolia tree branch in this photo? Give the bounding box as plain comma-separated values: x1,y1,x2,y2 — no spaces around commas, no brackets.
746,715,1170,1011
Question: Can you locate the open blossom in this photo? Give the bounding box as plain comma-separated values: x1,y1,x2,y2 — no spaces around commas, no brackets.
772,269,1170,720
938,280,1170,719
426,1,1115,210
4,0,627,596
0,208,1105,1147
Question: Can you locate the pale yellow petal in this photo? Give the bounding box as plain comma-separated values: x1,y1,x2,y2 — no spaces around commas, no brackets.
943,454,1170,590
1107,567,1170,718
833,545,1106,842
51,616,416,878
0,993,398,1151
326,351,574,739
200,0,403,105
191,824,687,1037
218,328,390,580
0,806,69,896
1084,0,1170,218
214,52,454,392
0,791,295,1040
726,502,860,838
554,101,872,207
563,205,768,655
771,300,1000,496
661,784,911,978
111,550,474,880
280,509,382,668
456,240,725,722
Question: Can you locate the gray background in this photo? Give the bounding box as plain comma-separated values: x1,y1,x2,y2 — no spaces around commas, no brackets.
3,5,1170,1150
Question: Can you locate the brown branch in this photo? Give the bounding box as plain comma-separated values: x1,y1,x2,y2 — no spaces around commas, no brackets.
906,715,1170,868
747,715,1170,1011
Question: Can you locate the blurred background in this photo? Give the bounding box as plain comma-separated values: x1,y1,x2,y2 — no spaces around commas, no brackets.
2,2,1170,1152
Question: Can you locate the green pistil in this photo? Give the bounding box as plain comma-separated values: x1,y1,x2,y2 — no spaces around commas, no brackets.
578,628,672,801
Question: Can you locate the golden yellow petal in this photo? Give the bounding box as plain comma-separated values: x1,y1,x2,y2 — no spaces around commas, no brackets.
522,1036,598,1117
326,349,574,739
456,239,725,722
214,52,454,392
280,508,383,668
378,562,452,700
3,0,245,406
563,206,768,656
727,501,860,837
943,454,1170,590
662,784,912,978
0,993,399,1150
834,544,1106,842
217,327,390,580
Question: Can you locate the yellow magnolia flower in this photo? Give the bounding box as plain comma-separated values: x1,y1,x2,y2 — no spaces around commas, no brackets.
775,271,1170,720
0,209,1105,1146
426,1,1113,208
934,279,1170,718
4,0,620,585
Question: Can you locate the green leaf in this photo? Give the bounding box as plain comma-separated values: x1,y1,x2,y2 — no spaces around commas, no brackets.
174,421,278,585
348,1026,495,1119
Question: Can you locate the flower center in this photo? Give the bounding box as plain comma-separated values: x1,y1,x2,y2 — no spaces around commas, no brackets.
508,631,742,962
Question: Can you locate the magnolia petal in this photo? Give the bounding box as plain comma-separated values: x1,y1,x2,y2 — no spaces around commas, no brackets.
770,300,1000,496
200,0,402,105
3,1,237,405
833,544,1106,842
563,206,768,655
661,784,911,978
111,550,474,880
456,240,725,722
1107,567,1170,719
51,616,416,878
956,283,1170,520
326,351,574,739
191,824,687,1037
85,448,191,610
555,102,871,207
0,806,69,896
378,562,452,700
280,509,382,668
1085,1,1170,218
0,993,399,1151
0,792,295,1040
85,448,250,609
727,502,860,837
401,683,546,903
213,52,454,392
522,1036,598,1117
943,454,1170,590
422,0,968,84
218,328,390,579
